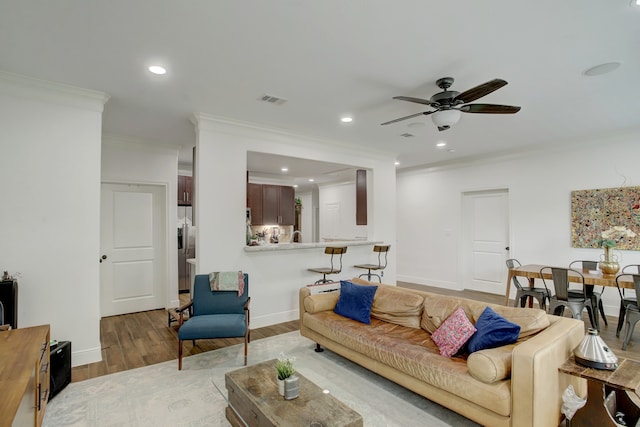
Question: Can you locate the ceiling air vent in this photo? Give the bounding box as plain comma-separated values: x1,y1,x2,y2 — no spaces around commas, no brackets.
400,133,415,138
259,94,288,106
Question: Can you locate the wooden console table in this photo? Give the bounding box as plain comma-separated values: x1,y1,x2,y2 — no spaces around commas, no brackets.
559,356,640,427
0,325,51,427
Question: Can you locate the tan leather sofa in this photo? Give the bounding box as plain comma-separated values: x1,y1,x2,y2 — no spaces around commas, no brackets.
299,279,586,427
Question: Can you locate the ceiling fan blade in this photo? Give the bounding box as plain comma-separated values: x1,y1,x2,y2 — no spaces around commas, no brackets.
454,79,508,103
393,96,434,106
380,111,433,126
460,104,521,114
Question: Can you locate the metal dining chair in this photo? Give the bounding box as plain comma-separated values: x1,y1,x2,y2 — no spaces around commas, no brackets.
540,266,597,329
616,273,640,350
616,265,640,338
506,259,549,309
568,260,608,328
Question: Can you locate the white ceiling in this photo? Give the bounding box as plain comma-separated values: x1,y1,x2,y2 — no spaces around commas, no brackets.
1,1,639,171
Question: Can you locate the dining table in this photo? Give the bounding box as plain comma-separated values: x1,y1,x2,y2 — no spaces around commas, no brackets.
504,263,635,306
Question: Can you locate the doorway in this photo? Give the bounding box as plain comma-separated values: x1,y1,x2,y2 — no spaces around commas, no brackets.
100,183,167,316
461,189,510,294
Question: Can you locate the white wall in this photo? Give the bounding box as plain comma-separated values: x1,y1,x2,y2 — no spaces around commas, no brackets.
101,136,181,309
318,181,367,240
397,132,640,315
193,114,396,327
0,71,108,366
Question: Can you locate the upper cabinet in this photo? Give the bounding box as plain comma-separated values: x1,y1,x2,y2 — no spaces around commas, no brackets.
247,183,263,225
178,175,193,206
247,183,294,225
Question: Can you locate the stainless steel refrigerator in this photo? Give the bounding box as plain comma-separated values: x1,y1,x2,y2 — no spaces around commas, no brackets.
178,206,195,293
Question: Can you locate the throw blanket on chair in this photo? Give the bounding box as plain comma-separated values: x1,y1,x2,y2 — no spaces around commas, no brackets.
209,271,245,297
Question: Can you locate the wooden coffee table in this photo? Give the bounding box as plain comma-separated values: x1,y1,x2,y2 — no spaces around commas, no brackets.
222,359,363,427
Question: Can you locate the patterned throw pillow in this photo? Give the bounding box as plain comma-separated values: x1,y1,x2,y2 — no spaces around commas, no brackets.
431,306,477,357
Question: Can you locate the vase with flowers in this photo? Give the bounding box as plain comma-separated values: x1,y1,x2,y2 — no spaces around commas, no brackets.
275,352,296,396
597,226,636,275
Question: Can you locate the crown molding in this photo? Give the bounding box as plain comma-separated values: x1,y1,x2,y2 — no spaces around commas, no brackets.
0,70,109,112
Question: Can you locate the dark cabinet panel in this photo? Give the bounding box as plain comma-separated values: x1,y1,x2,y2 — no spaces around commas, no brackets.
262,185,280,224
279,185,295,226
178,175,193,206
356,169,367,225
246,183,295,225
247,183,263,225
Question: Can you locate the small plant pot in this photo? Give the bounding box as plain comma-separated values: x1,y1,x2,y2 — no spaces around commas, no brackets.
284,375,300,400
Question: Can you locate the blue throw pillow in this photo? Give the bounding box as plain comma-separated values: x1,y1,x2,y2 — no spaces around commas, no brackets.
334,280,378,324
467,306,521,353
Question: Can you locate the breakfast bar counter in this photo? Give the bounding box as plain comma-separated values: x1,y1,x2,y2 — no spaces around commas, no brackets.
243,240,380,252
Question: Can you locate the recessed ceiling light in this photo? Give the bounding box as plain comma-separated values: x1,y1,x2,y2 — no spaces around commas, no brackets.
630,0,640,6
583,62,621,76
293,184,298,188
436,142,447,148
341,117,353,123
394,161,400,166
148,65,167,75
281,167,288,172
448,149,456,153
308,178,315,182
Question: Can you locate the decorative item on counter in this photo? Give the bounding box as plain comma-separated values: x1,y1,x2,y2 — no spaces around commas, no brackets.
276,352,296,397
2,271,10,281
598,226,636,275
295,197,302,206
574,328,618,370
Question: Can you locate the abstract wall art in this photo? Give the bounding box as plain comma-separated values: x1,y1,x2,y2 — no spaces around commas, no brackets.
571,186,640,250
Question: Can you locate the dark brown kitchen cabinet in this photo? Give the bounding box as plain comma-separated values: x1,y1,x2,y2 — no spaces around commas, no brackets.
178,175,193,206
247,184,294,225
247,183,263,225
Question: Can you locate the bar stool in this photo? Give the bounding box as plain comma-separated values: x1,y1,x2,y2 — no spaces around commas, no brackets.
308,246,347,284
354,245,390,283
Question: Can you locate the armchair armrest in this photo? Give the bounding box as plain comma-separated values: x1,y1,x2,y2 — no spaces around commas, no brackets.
244,296,251,310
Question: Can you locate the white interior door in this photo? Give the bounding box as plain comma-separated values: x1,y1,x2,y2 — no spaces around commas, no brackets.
100,183,166,316
462,189,510,294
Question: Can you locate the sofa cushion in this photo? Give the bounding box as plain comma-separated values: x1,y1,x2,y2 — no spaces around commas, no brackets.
467,306,521,353
371,286,424,329
304,292,339,313
432,306,477,357
421,293,549,338
334,280,378,324
467,344,515,384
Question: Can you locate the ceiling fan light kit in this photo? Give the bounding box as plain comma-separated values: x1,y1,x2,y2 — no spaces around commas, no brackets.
432,109,461,131
382,77,521,131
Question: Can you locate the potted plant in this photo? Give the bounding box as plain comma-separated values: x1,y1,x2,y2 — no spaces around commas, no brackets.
275,352,295,396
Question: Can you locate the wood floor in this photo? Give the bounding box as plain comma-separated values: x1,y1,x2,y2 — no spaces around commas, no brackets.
71,282,640,383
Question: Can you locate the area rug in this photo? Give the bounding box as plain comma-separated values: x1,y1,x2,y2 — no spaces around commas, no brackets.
43,331,479,426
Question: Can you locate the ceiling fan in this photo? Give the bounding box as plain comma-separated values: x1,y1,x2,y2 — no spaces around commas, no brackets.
381,77,521,131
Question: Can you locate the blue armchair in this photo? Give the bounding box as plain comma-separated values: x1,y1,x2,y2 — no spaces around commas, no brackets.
178,273,250,370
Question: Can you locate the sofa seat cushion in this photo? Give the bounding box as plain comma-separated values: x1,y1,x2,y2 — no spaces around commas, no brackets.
303,311,512,416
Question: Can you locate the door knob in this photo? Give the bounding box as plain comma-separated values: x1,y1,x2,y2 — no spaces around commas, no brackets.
99,255,107,263
505,246,510,251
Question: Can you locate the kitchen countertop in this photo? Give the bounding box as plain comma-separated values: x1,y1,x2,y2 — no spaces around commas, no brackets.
244,240,381,252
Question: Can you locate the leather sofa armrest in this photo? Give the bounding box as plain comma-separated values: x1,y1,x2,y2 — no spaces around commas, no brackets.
299,287,311,324
511,316,586,427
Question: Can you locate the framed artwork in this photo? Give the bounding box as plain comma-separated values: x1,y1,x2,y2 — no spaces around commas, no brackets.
571,186,640,250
